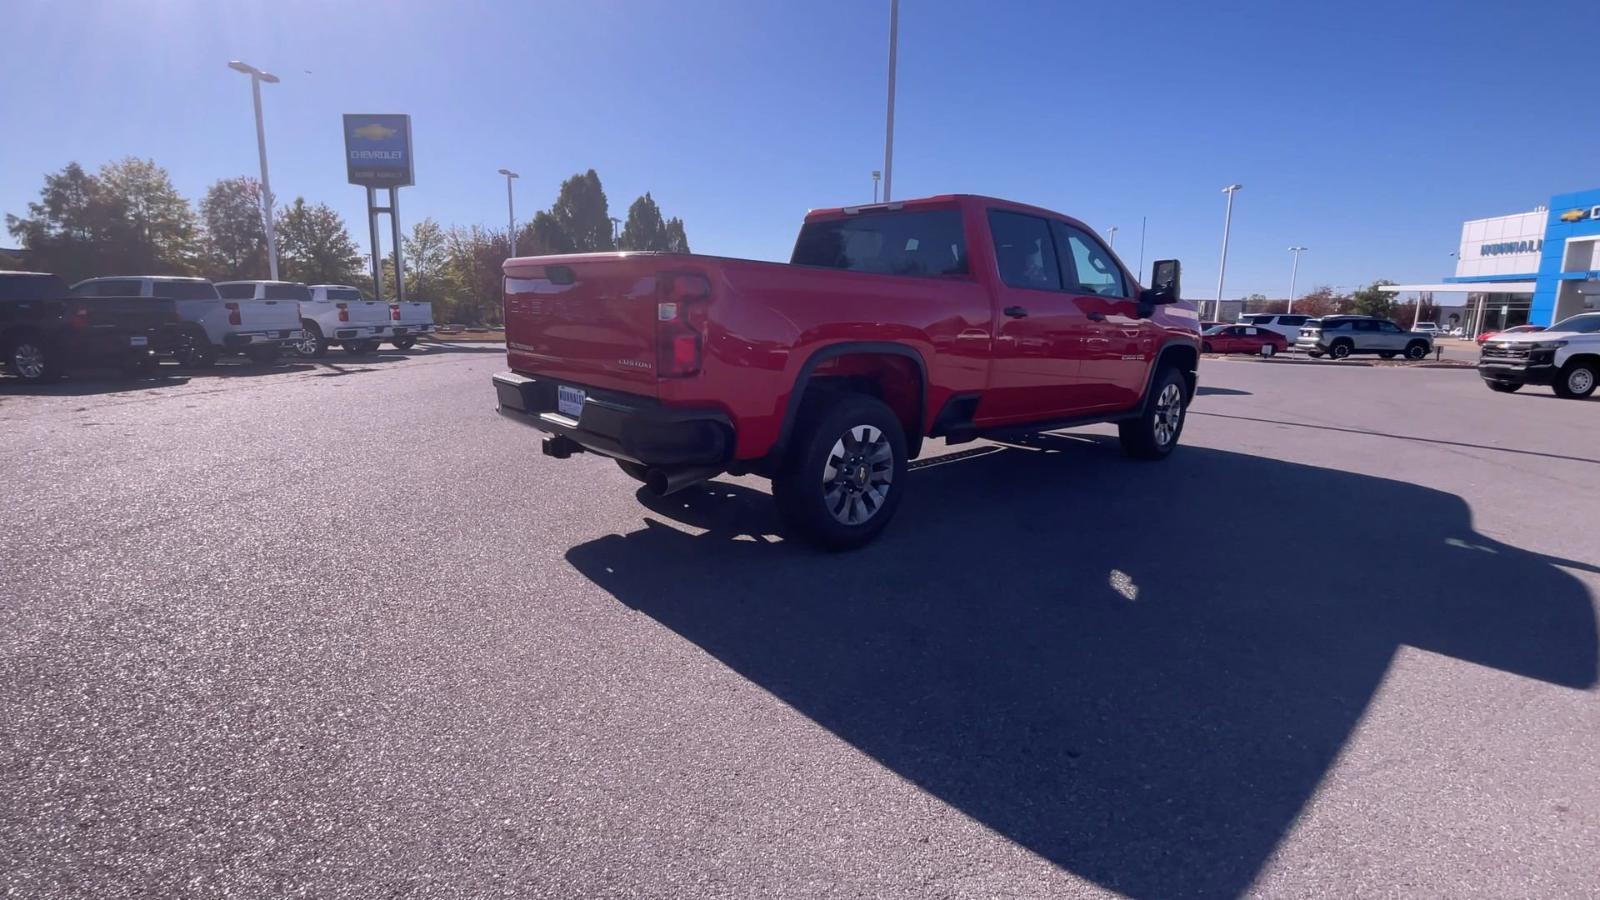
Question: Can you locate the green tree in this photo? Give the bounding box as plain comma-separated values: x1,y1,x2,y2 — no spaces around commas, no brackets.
276,198,363,285
97,157,201,274
663,217,690,253
550,169,613,252
619,192,669,251
519,210,573,256
5,162,117,282
402,217,455,301
1350,280,1398,320
199,176,267,280
442,225,511,325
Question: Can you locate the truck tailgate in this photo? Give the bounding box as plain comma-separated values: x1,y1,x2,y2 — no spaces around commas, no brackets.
391,301,433,326
235,299,302,331
344,300,390,327
504,255,665,397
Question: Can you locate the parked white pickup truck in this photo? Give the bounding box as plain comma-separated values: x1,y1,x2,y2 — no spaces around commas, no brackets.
296,284,389,357
383,300,435,349
74,276,304,365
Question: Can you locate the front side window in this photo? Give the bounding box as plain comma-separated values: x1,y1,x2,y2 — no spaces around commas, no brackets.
988,211,1060,290
1377,321,1402,333
791,208,968,278
1054,223,1126,298
1353,320,1379,332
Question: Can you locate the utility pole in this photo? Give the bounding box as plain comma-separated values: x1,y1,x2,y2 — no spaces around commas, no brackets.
498,169,519,257
882,0,898,202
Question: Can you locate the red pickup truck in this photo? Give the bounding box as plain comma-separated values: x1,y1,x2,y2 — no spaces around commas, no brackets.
493,194,1200,549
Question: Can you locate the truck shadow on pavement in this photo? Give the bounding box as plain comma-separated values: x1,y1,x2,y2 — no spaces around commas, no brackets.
565,435,1598,899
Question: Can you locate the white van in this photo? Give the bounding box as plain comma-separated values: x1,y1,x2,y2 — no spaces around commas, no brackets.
1238,313,1314,344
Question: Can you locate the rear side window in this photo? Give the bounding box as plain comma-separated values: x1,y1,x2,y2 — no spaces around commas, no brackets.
85,279,142,296
325,288,364,301
152,281,220,300
217,283,256,300
0,273,67,300
987,211,1061,290
791,208,968,278
264,284,312,301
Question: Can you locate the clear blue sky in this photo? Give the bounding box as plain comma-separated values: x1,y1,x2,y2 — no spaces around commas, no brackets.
3,0,1597,298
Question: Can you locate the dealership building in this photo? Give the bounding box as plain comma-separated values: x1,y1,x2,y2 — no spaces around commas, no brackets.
1385,187,1600,334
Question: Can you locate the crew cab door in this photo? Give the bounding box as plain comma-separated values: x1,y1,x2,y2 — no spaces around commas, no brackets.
1052,221,1149,410
978,209,1096,424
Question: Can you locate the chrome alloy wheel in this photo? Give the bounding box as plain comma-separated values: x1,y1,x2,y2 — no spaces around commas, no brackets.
1153,382,1184,447
11,342,46,379
822,424,894,525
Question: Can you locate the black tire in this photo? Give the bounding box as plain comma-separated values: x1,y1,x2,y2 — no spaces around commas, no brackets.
245,345,280,365
1307,351,1324,359
1486,381,1521,393
1379,351,1397,359
1329,340,1353,360
1119,366,1189,461
296,322,328,359
772,393,908,551
344,340,377,355
174,340,217,369
1405,341,1429,360
4,333,59,384
392,337,418,350
616,460,651,483
1201,341,1213,354
1553,361,1598,400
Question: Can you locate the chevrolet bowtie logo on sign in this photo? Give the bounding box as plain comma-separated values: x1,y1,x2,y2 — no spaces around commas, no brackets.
343,114,413,188
1558,206,1600,224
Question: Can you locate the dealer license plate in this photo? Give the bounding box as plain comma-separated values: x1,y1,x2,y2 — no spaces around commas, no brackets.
128,336,148,347
557,385,585,418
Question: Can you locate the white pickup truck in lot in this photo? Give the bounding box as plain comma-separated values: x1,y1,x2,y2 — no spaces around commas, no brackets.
74,276,304,365
383,300,435,350
216,282,386,358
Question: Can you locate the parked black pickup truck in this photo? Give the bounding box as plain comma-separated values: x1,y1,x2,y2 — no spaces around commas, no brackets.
1,271,172,383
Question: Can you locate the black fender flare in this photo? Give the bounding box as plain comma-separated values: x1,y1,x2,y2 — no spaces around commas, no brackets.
1142,340,1200,404
774,341,929,461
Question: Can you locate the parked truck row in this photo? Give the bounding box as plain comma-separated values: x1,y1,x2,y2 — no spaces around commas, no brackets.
1,272,436,382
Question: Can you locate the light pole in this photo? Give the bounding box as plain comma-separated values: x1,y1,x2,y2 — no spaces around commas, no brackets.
1286,246,1307,313
228,60,281,280
882,0,898,202
610,217,621,246
1107,225,1118,250
1215,183,1243,320
872,170,881,203
497,169,519,257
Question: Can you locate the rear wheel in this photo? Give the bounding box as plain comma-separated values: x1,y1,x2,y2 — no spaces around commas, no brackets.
344,340,378,355
1553,361,1598,399
1118,367,1189,461
392,337,417,350
1329,341,1353,360
616,460,650,483
5,335,59,383
1486,381,1521,393
174,340,217,368
772,393,907,551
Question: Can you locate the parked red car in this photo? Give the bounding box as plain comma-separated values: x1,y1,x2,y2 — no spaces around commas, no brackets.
493,194,1201,549
1477,324,1543,345
1201,324,1288,356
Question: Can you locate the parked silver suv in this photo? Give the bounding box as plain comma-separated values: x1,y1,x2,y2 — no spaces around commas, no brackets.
1295,316,1433,360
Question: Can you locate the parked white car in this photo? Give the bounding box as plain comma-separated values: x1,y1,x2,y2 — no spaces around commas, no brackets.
73,276,304,365
1237,313,1314,344
383,300,435,349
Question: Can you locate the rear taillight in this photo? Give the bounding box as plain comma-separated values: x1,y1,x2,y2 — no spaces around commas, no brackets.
225,302,241,326
655,273,711,378
70,307,90,330
390,303,401,321
337,302,349,322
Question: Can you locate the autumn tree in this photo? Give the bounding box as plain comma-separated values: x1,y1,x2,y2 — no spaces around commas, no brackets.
199,176,268,280
276,198,363,285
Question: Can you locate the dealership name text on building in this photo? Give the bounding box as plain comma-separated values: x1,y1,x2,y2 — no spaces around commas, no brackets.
1480,239,1542,257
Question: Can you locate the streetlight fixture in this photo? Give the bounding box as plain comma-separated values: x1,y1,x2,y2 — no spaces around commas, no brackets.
1107,225,1118,250
872,170,881,204
882,0,898,202
1286,246,1308,313
228,60,281,280
497,169,519,256
1215,184,1243,320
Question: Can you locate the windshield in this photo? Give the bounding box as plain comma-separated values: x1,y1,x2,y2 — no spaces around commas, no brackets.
1548,314,1600,334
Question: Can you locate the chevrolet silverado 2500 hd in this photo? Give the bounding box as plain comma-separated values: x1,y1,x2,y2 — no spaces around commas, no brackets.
494,194,1200,549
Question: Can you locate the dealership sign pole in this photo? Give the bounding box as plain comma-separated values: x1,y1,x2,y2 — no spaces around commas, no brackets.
344,114,414,301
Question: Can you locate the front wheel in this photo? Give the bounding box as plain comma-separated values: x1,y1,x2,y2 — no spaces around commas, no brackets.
772,393,908,551
1405,341,1429,360
1553,361,1598,399
1486,381,1521,393
1119,367,1189,460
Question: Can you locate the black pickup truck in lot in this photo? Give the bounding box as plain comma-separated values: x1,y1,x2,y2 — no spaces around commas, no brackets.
1,271,170,383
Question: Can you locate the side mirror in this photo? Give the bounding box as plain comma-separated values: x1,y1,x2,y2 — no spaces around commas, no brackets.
1144,259,1181,305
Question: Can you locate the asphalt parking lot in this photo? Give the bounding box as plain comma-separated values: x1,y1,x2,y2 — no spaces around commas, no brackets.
3,348,1598,899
